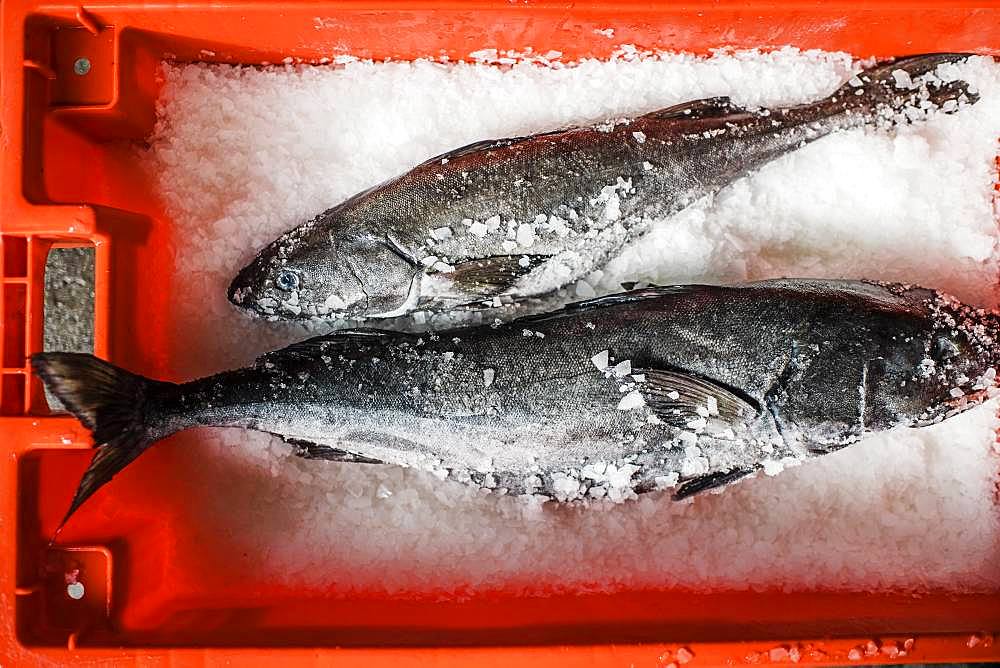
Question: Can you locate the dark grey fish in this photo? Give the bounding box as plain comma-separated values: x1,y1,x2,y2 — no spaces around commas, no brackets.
34,279,1000,527
227,54,979,321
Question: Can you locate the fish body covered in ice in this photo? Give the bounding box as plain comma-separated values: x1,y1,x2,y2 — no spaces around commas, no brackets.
227,54,980,321
35,279,1000,526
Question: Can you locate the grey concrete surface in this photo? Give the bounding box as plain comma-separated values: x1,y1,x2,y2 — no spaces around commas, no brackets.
43,246,94,409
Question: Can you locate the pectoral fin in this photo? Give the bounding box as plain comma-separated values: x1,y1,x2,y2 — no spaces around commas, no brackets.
634,367,759,431
446,255,549,295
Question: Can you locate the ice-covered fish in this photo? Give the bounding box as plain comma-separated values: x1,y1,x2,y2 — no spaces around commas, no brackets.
35,279,1000,527
227,54,979,321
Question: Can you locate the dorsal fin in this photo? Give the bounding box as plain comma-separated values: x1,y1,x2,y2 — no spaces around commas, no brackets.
415,127,572,170
565,285,699,311
512,285,701,327
255,328,418,365
423,138,513,163
313,137,537,218
642,96,751,122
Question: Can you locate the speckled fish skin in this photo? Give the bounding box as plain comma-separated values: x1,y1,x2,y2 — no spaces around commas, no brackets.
34,279,1000,524
227,54,978,321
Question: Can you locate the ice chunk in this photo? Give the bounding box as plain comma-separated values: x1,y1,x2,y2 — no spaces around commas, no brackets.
617,390,645,410
762,459,784,476
516,223,536,247
575,281,597,298
685,416,707,432
606,463,639,489
324,293,348,310
891,68,913,89
654,473,679,489
551,472,582,501
590,350,609,370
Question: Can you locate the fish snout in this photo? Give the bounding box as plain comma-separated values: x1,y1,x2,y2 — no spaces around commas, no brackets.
228,260,265,312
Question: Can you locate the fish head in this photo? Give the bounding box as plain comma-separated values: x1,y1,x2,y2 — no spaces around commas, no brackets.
877,290,1000,426
228,223,420,320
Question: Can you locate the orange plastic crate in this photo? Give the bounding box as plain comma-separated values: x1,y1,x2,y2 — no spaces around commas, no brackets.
3,1,1000,665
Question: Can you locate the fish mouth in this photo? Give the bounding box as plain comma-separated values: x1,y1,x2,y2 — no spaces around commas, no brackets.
228,261,265,314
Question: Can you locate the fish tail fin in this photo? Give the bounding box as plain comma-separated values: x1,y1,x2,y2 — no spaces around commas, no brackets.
30,352,175,531
828,53,979,126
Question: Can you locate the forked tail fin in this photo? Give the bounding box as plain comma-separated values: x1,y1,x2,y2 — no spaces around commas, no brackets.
829,52,980,125
30,353,175,531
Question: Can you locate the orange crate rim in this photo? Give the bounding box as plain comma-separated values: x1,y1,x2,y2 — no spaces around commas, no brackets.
3,0,1000,665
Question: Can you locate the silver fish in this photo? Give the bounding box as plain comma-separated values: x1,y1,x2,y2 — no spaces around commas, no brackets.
227,54,979,321
34,279,1000,527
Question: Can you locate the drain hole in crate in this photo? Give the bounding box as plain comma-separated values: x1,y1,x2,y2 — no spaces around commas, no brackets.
43,246,95,411
3,236,28,277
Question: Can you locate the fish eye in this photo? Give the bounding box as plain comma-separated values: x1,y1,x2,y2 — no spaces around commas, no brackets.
275,270,300,291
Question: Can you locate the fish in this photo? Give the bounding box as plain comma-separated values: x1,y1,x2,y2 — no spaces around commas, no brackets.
226,53,980,321
34,278,1000,527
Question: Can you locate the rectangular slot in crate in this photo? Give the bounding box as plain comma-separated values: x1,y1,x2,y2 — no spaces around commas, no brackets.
3,236,28,278
42,246,94,355
2,283,27,369
1,374,25,415
42,245,95,411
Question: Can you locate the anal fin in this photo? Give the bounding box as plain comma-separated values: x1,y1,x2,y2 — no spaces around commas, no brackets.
672,467,758,500
281,436,383,464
